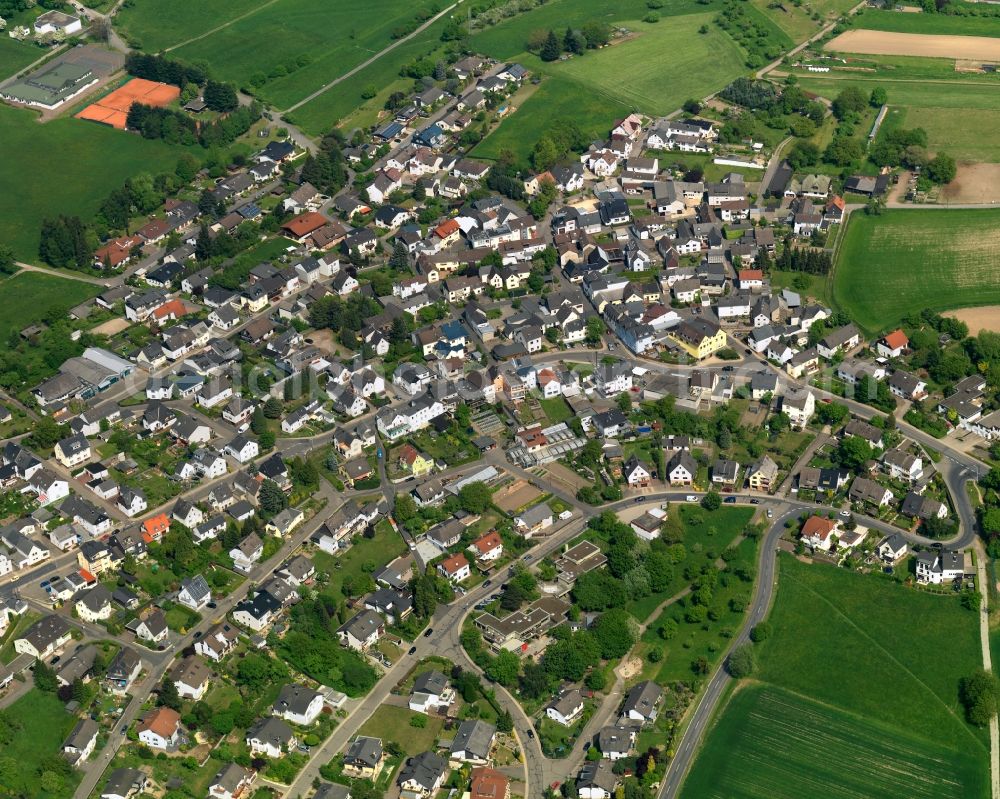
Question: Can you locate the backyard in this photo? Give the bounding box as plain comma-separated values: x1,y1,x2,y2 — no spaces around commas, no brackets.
0,688,83,798
0,272,102,348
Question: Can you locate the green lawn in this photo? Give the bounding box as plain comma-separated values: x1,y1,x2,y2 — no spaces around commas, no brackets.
834,208,1000,333
171,0,440,110
114,0,276,51
680,684,987,799
0,272,101,346
751,0,856,43
768,269,833,307
539,396,573,425
0,104,188,262
357,705,443,756
1,689,82,798
680,555,988,798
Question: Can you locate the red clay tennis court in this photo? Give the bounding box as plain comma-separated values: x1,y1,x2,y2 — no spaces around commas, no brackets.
75,77,180,130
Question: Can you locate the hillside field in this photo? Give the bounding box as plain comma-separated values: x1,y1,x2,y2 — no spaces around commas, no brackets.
0,104,188,263
114,0,275,52
169,0,439,110
796,75,1000,162
0,272,103,345
679,556,988,799
472,12,746,165
848,7,1000,37
835,208,1000,332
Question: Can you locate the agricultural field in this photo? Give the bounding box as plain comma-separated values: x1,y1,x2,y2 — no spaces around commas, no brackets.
847,7,1000,37
0,272,102,345
680,685,986,799
0,104,187,262
826,28,1000,60
679,556,988,799
114,0,276,52
169,0,440,110
834,208,1000,332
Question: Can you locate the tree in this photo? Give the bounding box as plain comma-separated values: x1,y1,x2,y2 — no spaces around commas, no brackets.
259,479,288,516
458,482,492,514
540,30,561,61
831,86,867,119
581,20,611,48
701,490,722,511
926,153,956,185
869,86,888,107
960,670,999,727
388,240,409,270
497,709,514,733
591,608,638,659
263,397,283,418
586,316,605,346
726,643,756,678
486,649,520,686
158,678,182,710
835,436,872,472
616,392,631,414
586,669,607,691
203,80,239,112
750,622,772,642
33,661,58,692
786,140,820,171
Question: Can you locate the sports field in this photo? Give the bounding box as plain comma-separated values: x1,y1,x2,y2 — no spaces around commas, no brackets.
835,208,1000,332
0,104,187,262
680,556,988,799
169,0,438,110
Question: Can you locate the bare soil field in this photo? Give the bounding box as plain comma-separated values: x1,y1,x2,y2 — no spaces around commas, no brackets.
540,462,590,491
494,479,544,513
91,318,131,336
826,29,1000,60
943,305,1000,334
940,163,1000,203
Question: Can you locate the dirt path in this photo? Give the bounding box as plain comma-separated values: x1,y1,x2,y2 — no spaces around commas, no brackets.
974,541,1000,799
163,0,283,53
280,1,458,115
14,263,112,286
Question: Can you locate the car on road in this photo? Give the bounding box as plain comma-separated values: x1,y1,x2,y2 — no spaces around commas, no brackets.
724,496,737,504
50,655,60,665
526,728,535,739
750,499,760,505
634,497,645,503
408,646,417,655
522,554,532,562
193,631,202,639
840,510,850,517
685,495,698,502
484,579,492,587
424,627,433,637
766,509,773,518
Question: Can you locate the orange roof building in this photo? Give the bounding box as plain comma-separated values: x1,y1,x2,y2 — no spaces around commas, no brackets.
137,707,181,742
433,218,460,240
282,212,329,241
800,515,839,550
93,234,144,268
151,299,186,322
738,269,764,282
142,513,170,542
881,329,909,352
471,767,510,799
471,531,503,560
438,553,469,578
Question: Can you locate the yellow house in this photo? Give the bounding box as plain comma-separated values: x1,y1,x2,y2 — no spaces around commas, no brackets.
670,318,727,360
77,540,113,576
398,444,434,477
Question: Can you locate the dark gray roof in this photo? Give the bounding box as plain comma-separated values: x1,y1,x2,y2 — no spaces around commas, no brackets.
345,735,383,768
